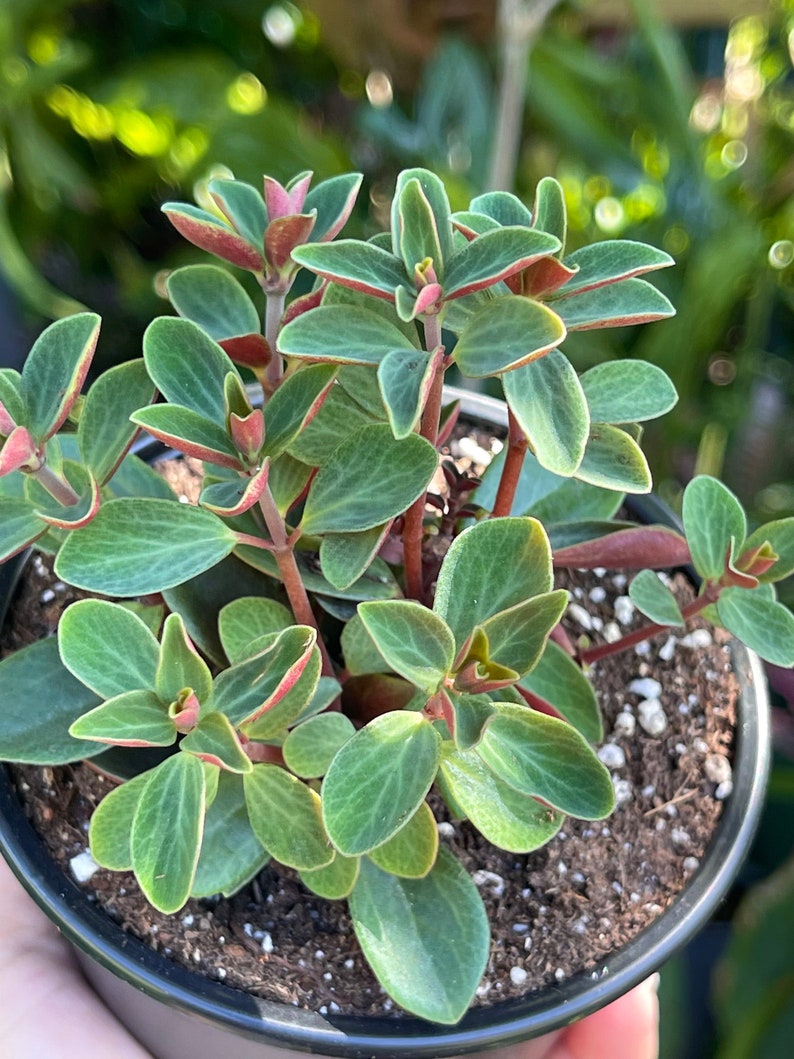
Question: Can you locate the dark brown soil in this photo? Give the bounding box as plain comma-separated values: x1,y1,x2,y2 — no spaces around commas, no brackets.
2,551,737,1019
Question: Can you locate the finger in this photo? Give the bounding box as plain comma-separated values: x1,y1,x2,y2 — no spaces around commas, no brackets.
557,976,661,1059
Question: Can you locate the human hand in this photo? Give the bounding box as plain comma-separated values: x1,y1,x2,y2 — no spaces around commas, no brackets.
1,854,657,1059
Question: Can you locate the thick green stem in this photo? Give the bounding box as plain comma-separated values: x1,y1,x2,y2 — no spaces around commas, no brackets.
257,485,334,676
403,314,445,602
264,290,286,391
491,408,527,518
579,590,717,667
32,463,80,507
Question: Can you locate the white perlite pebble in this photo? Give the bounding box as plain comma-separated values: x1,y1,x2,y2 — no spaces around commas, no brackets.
638,698,668,736
589,586,607,604
612,778,634,805
555,968,566,982
614,596,635,625
598,743,626,769
436,821,456,839
681,628,713,649
510,966,528,986
457,436,494,466
715,781,734,801
671,828,691,848
704,754,732,785
472,870,505,897
613,711,636,738
567,603,593,630
658,636,677,662
70,850,100,883
628,677,662,699
683,857,700,873
261,933,274,954
602,621,622,643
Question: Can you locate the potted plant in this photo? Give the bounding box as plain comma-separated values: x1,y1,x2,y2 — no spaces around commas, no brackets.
0,165,792,1056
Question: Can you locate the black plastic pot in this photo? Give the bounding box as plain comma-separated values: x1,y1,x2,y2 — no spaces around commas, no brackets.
0,390,772,1059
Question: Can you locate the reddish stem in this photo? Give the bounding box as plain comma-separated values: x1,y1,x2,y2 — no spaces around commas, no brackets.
491,408,526,518
579,590,717,666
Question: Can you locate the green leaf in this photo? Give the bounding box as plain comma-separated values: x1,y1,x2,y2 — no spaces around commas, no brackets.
191,771,269,898
349,847,489,1024
166,265,260,341
218,596,293,664
262,363,338,459
181,712,253,773
390,168,454,265
304,172,363,243
683,476,746,582
104,452,178,502
434,516,553,652
59,599,159,699
0,497,46,561
301,424,436,535
340,612,391,675
55,498,238,596
358,600,455,692
532,176,567,250
244,765,333,869
208,178,268,249
155,613,213,706
322,712,442,855
132,403,242,470
481,590,569,676
576,424,652,493
742,518,794,583
440,744,564,851
69,690,176,747
213,625,318,730
162,554,279,667
396,177,444,276
443,228,561,300
561,240,674,296
448,692,495,751
0,638,102,763
290,241,406,299
268,452,312,516
377,348,436,439
131,753,207,913
282,712,356,778
368,800,438,878
279,305,415,367
299,854,360,899
503,350,589,475
287,382,381,467
629,570,685,627
453,296,566,378
162,202,263,271
78,360,156,485
553,277,675,331
469,190,532,227
21,313,100,442
716,588,794,667
580,360,678,424
518,640,601,742
142,317,239,426
477,703,615,819
323,284,420,350
237,544,401,603
319,523,390,592
26,461,100,529
88,772,149,871
0,368,25,425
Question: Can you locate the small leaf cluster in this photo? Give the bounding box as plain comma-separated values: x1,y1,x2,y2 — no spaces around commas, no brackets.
2,166,794,1024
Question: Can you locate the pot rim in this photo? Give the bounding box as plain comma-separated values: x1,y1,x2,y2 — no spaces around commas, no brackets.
0,389,772,1057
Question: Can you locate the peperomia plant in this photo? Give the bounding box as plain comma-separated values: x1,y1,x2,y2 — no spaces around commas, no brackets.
2,167,794,1025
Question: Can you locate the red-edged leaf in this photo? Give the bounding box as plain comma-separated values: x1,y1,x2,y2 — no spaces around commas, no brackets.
21,313,101,442
291,241,405,301
35,471,100,530
304,173,363,243
443,228,561,301
266,213,317,273
553,525,691,570
551,278,675,331
162,203,263,272
508,257,578,298
200,460,270,517
219,334,272,370
130,405,244,471
281,285,327,327
238,630,317,727
0,425,37,476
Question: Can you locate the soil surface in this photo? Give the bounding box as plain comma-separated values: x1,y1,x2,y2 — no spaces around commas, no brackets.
2,553,738,1019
